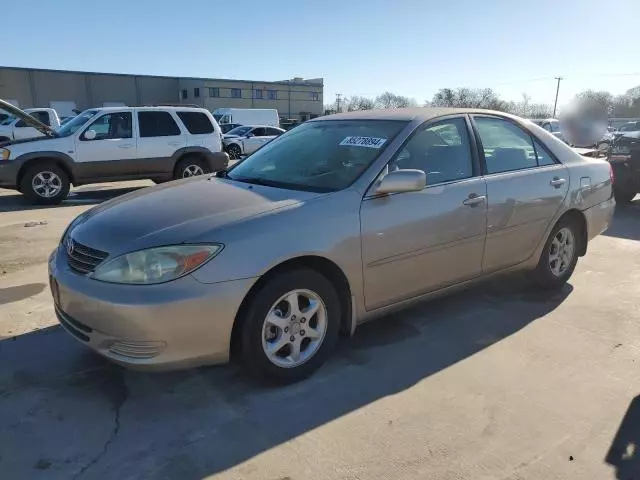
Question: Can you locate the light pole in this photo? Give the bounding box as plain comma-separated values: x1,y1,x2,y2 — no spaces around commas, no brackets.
553,77,562,118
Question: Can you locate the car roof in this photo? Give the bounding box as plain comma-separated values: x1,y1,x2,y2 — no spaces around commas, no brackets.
90,106,211,113
311,107,521,122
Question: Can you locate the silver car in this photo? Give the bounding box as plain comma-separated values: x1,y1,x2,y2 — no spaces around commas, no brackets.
49,108,615,383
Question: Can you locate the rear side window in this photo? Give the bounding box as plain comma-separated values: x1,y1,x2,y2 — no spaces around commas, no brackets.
474,117,555,174
138,111,181,137
176,111,215,134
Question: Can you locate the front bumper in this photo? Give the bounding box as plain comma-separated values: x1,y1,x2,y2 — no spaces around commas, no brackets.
48,245,256,370
0,160,20,188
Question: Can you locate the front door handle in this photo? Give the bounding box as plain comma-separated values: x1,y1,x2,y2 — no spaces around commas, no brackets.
550,177,566,188
118,144,134,149
463,193,486,207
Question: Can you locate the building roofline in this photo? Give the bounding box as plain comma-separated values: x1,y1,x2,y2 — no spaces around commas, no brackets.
0,65,323,87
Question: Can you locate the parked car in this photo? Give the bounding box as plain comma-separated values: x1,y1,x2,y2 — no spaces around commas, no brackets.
0,100,227,204
219,123,242,134
0,107,61,141
535,118,568,143
608,131,640,203
49,107,614,383
223,125,285,159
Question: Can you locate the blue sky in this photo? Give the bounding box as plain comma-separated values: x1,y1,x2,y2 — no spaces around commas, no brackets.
4,0,640,108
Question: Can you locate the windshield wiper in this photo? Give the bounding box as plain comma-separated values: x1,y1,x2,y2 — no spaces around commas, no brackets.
228,176,275,187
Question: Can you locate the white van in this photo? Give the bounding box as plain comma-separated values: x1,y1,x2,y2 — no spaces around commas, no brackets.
213,108,279,128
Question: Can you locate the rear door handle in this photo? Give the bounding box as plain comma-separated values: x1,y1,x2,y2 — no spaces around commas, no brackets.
463,194,486,207
118,144,134,149
550,177,566,188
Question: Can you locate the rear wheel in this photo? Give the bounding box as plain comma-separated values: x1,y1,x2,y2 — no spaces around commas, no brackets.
614,188,636,204
19,162,70,205
238,269,341,384
174,156,210,180
529,217,581,290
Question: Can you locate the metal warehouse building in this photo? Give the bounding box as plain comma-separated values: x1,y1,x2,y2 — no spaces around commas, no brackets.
0,66,324,122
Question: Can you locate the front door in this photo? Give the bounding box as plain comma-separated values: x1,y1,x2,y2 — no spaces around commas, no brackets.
360,117,487,310
471,115,570,272
74,111,137,180
243,127,271,154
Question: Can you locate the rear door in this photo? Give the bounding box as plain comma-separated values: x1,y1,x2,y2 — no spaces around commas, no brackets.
471,115,569,273
136,110,186,176
74,111,137,179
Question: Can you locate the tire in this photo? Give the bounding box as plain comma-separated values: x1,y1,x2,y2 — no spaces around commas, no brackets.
238,269,341,384
614,188,636,204
226,143,242,160
19,162,70,205
529,217,581,290
174,155,211,180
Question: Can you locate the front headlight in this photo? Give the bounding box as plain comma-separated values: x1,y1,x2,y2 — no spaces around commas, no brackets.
92,244,222,285
0,148,10,160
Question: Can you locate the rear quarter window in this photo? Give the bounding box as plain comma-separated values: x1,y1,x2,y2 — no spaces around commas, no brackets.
176,111,215,134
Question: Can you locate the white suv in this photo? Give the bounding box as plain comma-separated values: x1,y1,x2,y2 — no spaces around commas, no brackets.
0,103,227,204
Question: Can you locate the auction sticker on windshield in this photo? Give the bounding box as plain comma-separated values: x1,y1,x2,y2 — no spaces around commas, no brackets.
339,136,387,148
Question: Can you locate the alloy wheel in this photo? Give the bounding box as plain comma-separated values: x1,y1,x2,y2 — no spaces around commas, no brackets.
32,171,63,198
261,289,328,368
548,227,575,277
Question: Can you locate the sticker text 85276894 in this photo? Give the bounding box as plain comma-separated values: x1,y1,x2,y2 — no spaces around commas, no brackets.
339,136,387,149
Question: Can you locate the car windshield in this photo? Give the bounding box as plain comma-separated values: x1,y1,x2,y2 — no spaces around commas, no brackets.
226,120,407,192
56,110,99,137
226,126,252,136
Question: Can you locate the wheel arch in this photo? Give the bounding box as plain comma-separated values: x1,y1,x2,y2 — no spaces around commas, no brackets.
230,255,353,359
16,153,75,186
172,147,227,176
555,208,588,256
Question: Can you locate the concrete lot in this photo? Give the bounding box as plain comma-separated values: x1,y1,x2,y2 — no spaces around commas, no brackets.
0,183,639,480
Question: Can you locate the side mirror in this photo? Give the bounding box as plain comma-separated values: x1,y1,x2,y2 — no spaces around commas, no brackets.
375,169,426,195
84,129,97,140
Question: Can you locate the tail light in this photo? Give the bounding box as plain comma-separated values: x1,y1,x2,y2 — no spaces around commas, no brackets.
609,162,615,186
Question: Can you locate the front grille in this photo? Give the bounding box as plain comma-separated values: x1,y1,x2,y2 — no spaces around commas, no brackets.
65,238,108,274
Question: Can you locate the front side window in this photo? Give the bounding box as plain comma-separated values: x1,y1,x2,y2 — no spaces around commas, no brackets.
138,111,181,137
267,90,277,100
390,117,473,185
177,111,214,134
474,117,553,174
251,127,267,137
266,127,284,136
227,120,407,192
254,89,263,99
226,126,252,137
82,112,132,140
231,88,242,98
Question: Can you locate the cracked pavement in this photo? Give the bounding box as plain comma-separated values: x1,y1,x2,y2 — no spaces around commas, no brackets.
1,185,639,479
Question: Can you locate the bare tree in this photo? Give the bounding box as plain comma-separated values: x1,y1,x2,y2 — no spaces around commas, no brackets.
345,96,375,111
375,92,416,109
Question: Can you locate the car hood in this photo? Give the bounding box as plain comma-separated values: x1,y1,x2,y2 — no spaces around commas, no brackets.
70,176,323,255
0,135,51,147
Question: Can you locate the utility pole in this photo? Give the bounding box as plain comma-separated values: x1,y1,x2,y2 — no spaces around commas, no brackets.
336,93,342,113
552,77,562,118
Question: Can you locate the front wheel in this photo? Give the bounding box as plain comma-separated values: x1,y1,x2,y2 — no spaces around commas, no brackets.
529,217,581,290
19,163,70,205
226,143,242,160
238,269,341,384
